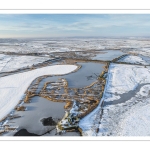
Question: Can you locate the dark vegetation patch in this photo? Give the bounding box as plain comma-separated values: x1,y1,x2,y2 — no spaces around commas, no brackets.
14,129,39,136
41,117,57,126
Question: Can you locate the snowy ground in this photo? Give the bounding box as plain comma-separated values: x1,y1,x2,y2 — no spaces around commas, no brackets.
118,89,150,136
1,37,150,136
118,55,149,65
0,54,50,72
0,65,77,121
1,38,150,54
0,54,11,71
98,83,150,136
104,64,150,96
79,63,150,136
129,48,150,57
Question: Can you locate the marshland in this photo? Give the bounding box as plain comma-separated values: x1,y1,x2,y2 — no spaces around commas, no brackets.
1,37,150,136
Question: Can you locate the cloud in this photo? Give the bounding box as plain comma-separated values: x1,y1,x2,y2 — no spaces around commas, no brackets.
1,14,150,37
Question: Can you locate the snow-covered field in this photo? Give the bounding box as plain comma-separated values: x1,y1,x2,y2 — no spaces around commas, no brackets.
0,65,77,121
0,54,50,72
129,48,150,57
0,54,11,71
1,37,150,136
1,38,150,54
99,64,150,136
97,83,150,136
118,55,149,65
79,63,150,136
118,91,150,136
104,63,150,97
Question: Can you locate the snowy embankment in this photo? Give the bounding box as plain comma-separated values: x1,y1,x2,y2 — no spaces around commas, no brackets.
99,64,150,136
0,65,77,121
118,55,148,65
0,54,50,72
79,63,150,136
103,63,150,100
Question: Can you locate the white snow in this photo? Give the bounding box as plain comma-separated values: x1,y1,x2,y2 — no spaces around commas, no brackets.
0,54,50,72
79,107,100,136
98,84,150,136
79,63,150,136
104,63,150,98
98,64,150,136
137,84,150,97
116,84,150,136
1,38,150,55
0,65,77,121
119,102,150,136
118,55,148,65
0,54,12,71
130,48,150,57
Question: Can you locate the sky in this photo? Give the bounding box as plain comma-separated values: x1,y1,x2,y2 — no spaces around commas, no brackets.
0,14,150,38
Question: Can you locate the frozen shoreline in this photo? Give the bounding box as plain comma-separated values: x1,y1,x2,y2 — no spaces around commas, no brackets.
80,63,150,136
98,64,150,136
0,65,78,121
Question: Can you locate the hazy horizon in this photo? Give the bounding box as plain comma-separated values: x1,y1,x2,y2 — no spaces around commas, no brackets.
1,14,150,38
